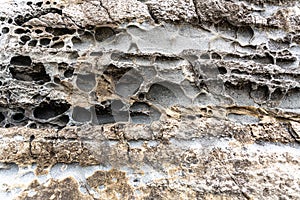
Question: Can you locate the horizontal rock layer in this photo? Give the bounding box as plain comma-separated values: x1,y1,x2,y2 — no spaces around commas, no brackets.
0,0,300,199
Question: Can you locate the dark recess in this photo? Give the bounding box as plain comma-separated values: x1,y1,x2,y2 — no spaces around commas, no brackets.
12,113,25,122
52,28,76,36
20,35,31,43
33,100,70,120
35,29,43,34
218,67,227,74
14,28,28,34
9,62,51,84
95,104,115,124
0,112,5,122
2,27,9,34
10,56,32,66
64,68,74,78
28,40,38,47
103,64,132,81
40,38,51,45
95,27,115,42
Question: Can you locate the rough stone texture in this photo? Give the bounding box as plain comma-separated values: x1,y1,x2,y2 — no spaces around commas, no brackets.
1,0,300,199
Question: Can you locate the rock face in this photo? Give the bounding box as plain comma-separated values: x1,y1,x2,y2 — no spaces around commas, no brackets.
0,0,300,199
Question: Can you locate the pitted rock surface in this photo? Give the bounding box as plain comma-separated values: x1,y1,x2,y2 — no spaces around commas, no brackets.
1,0,300,199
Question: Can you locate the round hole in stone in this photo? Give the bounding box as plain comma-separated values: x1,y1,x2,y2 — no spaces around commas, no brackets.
45,27,53,33
237,26,254,44
72,107,91,122
64,68,74,78
29,123,37,129
218,67,227,74
211,52,221,59
36,2,43,7
40,38,51,46
10,55,32,66
138,93,145,100
86,25,94,30
71,36,81,45
33,101,70,120
95,27,115,42
2,27,9,34
54,77,61,84
115,70,143,97
20,35,31,43
35,29,43,34
76,73,96,92
146,83,178,107
69,52,79,59
52,36,59,41
12,113,25,121
14,28,27,34
90,52,103,57
270,88,284,101
200,53,210,59
30,135,35,141
95,104,116,125
250,85,269,102
77,29,84,35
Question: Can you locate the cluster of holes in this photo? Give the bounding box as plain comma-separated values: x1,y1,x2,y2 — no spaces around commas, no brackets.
224,79,290,107
0,101,72,129
4,13,299,130
71,27,116,48
0,108,27,128
27,1,58,7
14,25,116,50
209,20,298,69
197,43,297,107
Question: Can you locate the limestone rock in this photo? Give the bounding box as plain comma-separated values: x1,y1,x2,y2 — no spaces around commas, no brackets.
0,0,300,199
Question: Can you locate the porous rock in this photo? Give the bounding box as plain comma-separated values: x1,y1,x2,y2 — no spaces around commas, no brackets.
0,0,300,199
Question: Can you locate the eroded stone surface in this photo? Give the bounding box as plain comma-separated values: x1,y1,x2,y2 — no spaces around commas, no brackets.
0,0,300,199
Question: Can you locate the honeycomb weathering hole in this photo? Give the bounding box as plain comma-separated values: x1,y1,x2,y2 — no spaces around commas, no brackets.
146,83,178,107
33,101,70,120
64,68,74,78
95,104,115,125
10,56,32,66
76,73,96,92
51,28,76,36
95,27,116,42
115,70,143,97
12,113,25,122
